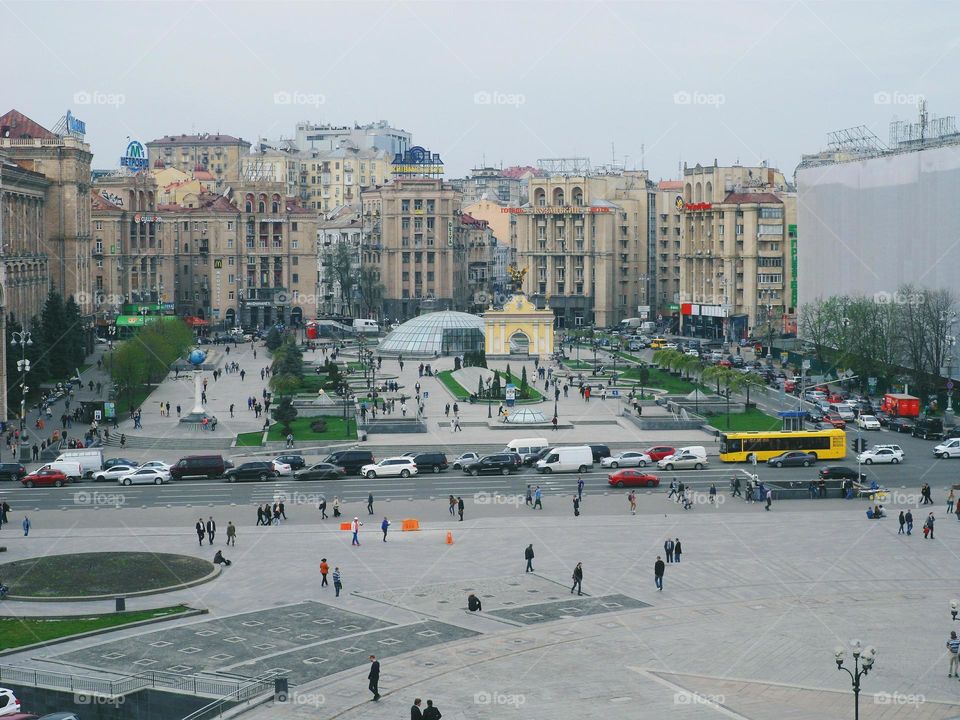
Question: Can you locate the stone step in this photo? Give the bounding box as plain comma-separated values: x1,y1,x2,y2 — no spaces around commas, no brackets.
101,435,233,450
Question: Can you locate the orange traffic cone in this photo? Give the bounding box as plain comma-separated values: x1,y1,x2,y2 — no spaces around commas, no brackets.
446,531,453,545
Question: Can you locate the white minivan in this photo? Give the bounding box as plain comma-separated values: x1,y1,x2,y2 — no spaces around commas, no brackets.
352,318,379,335
535,446,593,474
933,438,960,459
505,437,550,461
55,449,103,479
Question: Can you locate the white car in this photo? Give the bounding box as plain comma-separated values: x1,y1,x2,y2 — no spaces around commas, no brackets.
657,452,709,470
856,415,881,430
361,457,418,479
684,349,699,357
857,447,903,465
0,687,20,715
874,444,904,457
118,467,170,485
140,460,172,472
452,452,480,469
272,460,293,475
600,451,652,469
664,342,678,349
94,464,138,482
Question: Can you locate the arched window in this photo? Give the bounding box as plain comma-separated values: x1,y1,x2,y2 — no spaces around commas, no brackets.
534,188,546,207
571,187,583,205
552,188,564,206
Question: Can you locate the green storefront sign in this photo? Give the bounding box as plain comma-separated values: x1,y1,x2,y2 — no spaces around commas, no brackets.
667,303,680,311
789,224,798,309
115,315,163,327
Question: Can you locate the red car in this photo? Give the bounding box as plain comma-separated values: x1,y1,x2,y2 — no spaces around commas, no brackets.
824,413,846,429
608,469,660,488
21,469,69,488
643,446,676,462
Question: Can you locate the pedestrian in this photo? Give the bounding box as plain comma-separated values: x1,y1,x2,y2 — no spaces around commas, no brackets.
206,516,216,545
925,512,936,539
320,558,329,586
422,699,442,720
674,537,682,562
368,655,381,701
229,403,234,418
468,592,482,611
525,485,533,507
525,543,535,572
351,517,363,545
577,475,584,502
551,415,558,431
709,483,717,504
457,496,464,521
411,698,423,720
571,562,583,595
226,521,236,546
367,492,374,515
898,510,906,534
949,489,956,514
445,403,450,417
905,509,914,535
195,519,205,545
765,487,773,511
655,555,665,590
176,405,181,417
21,515,30,536
454,416,462,432
572,495,580,517
256,504,264,526
664,537,674,563
533,485,543,510
333,566,342,596
448,495,456,516
381,517,390,542
120,433,126,448
948,631,960,677
319,497,328,519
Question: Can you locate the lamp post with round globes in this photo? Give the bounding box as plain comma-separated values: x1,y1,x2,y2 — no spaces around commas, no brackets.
11,330,32,433
834,639,876,720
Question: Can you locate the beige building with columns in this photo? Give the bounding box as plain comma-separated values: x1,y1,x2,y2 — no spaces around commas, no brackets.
483,294,555,359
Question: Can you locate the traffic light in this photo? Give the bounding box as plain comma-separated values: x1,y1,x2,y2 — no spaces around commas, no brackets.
851,438,866,453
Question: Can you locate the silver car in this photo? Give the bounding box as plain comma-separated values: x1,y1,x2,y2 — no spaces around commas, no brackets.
600,451,652,469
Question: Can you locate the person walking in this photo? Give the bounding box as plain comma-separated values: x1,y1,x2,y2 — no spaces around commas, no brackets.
551,415,558,431
367,492,374,515
570,562,583,595
654,555,665,591
319,497,327,519
525,543,535,572
453,416,462,432
898,510,906,534
525,485,533,507
949,489,956,515
948,631,960,677
628,490,637,514
226,521,236,546
709,483,717,505
333,497,341,518
381,517,390,542
206,516,216,545
448,495,456,516
765,487,773,511
730,475,742,498
411,698,423,720
368,655,381,702
577,475,584,503
457,496,464,522
572,495,580,517
422,699,442,720
351,517,362,546
195,519,205,545
664,537,675,563
533,485,543,510
925,512,936,539
21,515,30,537
333,566,343,597
674,537,682,563
320,558,329,587
905,509,914,535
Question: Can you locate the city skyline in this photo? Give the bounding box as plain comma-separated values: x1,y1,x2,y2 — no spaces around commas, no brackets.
4,1,957,179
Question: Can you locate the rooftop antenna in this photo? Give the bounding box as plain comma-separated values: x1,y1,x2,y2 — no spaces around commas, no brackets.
641,143,645,171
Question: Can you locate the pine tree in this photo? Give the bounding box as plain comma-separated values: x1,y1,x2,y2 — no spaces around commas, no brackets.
273,395,298,434
39,291,67,379
478,376,484,400
520,365,529,399
492,370,501,399
505,363,512,383
63,295,86,371
265,325,283,351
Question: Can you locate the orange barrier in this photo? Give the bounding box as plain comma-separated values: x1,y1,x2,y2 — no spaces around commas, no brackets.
446,531,453,545
401,519,420,532
340,522,352,531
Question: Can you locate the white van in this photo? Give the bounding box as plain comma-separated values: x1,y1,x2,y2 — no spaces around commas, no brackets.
56,449,104,479
352,318,379,335
37,461,83,482
505,438,550,461
933,438,960,459
536,446,593,474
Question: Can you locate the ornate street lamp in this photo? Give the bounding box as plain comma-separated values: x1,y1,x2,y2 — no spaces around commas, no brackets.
834,639,876,720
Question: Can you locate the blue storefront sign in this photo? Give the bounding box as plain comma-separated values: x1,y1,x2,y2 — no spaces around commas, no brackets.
120,140,149,171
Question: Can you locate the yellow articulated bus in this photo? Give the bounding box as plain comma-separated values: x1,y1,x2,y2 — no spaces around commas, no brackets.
719,429,846,463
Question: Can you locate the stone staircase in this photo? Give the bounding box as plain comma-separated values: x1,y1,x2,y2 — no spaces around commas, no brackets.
102,435,234,450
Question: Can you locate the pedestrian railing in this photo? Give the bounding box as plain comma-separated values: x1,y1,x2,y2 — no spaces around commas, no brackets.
178,674,280,720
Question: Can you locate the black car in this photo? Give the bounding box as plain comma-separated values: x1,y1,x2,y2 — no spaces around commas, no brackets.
887,417,915,433
766,451,817,468
818,466,866,481
0,462,26,481
412,452,448,474
323,450,375,476
525,447,555,467
274,454,306,471
224,461,279,482
463,454,518,476
294,462,344,481
104,457,138,470
912,417,944,440
588,444,611,463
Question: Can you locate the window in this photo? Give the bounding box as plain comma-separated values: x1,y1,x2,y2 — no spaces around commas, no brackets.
401,200,410,212
427,252,435,264
426,217,435,230
95,221,103,230
402,271,410,281
292,256,299,266
427,271,435,281
757,273,783,284
759,224,783,235
426,200,435,214
758,257,783,267
292,273,299,283
414,199,423,211
228,291,235,300
227,221,234,230
228,274,235,283
402,252,410,264
735,224,744,235
292,222,298,231
228,257,235,266
760,207,784,219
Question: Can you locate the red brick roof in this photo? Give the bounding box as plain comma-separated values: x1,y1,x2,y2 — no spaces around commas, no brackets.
658,180,683,191
460,212,488,228
723,191,783,204
0,110,57,140
501,165,546,179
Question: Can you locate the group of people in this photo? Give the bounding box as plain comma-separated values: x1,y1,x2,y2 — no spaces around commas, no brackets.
256,502,287,525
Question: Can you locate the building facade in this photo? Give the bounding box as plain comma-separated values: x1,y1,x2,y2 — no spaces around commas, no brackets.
457,167,526,206
677,162,796,339
146,133,252,185
512,171,655,329
317,205,364,316
653,180,684,326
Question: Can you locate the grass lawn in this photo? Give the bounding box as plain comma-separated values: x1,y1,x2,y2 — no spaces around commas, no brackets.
562,360,594,370
618,367,701,394
266,415,356,442
437,370,471,400
347,361,365,373
235,431,264,446
298,374,331,394
0,605,191,651
704,406,782,432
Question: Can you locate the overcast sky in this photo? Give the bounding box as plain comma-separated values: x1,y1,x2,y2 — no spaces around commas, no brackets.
4,1,957,181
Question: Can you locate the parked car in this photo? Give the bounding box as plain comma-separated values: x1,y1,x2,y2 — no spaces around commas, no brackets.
273,454,306,471
912,417,944,440
857,447,903,465
766,451,817,468
818,466,866,481
0,688,20,716
643,446,676,462
323,450,375,476
224,461,279,482
411,452,448,474
451,452,479,469
36,714,80,720
294,463,345,481
657,447,709,470
887,417,915,434
118,467,169,485
139,460,172,472
823,413,846,429
171,455,228,480
600,451,652,469
856,415,881,431
103,457,138,470
21,469,69,488
93,465,138,482
463,454,518,476
0,463,26,482
272,460,293,476
361,457,418,479
607,470,660,488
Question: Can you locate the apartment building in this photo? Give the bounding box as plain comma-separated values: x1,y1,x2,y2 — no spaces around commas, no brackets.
147,133,251,185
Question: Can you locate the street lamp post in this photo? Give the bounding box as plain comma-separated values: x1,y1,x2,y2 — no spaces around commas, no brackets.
834,640,876,720
11,330,32,433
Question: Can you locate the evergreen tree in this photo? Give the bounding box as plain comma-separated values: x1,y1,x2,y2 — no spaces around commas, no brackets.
492,370,501,399
278,337,303,377
39,291,67,378
477,376,484,400
63,295,86,371
505,363,512,383
273,395,298,434
520,365,529,399
265,325,283,351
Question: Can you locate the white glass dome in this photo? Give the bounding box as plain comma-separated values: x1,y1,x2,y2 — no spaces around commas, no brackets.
378,311,485,356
